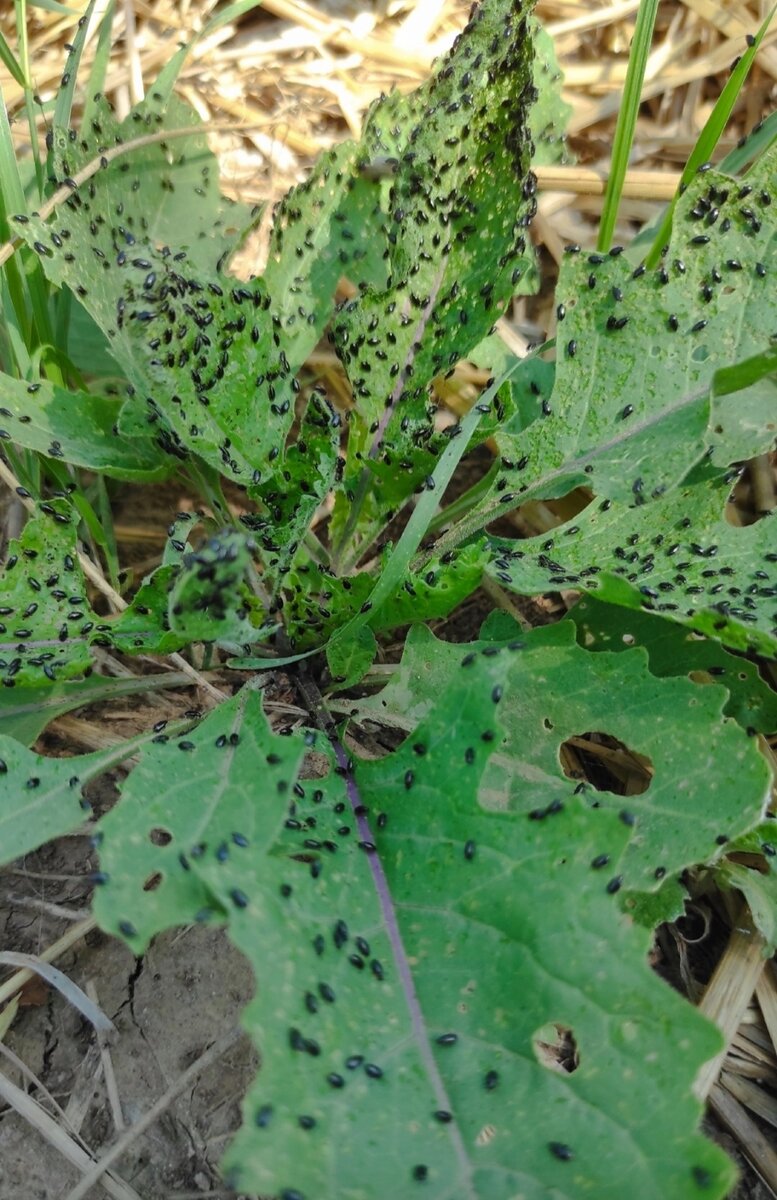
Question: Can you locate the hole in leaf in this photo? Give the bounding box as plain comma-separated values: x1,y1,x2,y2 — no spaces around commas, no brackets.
559,731,653,795
486,488,594,541
532,1022,579,1074
149,827,172,846
143,871,163,892
724,452,777,526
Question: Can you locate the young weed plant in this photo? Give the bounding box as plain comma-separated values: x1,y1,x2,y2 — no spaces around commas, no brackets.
1,0,776,1197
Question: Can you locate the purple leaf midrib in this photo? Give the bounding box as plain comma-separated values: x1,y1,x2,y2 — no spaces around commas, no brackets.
332,737,476,1198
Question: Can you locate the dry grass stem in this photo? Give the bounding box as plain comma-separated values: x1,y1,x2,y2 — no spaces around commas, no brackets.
695,915,769,1102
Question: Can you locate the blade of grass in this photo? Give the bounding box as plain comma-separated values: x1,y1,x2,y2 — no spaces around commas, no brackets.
13,0,45,197
646,5,776,268
152,2,263,106
0,30,26,87
328,361,523,658
81,0,116,132
720,111,777,176
28,0,79,12
597,0,660,252
52,0,100,133
0,80,36,355
91,474,121,591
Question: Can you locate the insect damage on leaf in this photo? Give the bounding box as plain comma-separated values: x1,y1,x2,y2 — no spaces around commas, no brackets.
472,146,777,657
91,649,740,1199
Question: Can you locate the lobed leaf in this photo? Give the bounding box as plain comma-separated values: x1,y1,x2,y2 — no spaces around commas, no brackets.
90,649,745,1199
569,594,777,735
357,621,772,890
434,148,777,655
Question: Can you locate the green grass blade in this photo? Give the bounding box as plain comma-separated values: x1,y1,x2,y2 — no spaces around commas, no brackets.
81,0,116,131
27,0,78,12
720,110,777,175
0,29,26,87
53,0,100,132
597,0,660,252
646,4,776,267
325,363,522,670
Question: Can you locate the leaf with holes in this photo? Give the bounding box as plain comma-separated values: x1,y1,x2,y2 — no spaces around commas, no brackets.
569,594,777,735
91,683,305,954
420,148,777,653
356,621,772,890
91,660,738,1199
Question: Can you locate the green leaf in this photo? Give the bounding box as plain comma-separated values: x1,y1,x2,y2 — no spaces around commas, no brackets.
569,594,777,735
356,621,771,889
262,140,375,372
167,530,267,649
530,19,573,166
90,655,738,1198
325,374,508,671
0,508,95,685
326,624,377,688
714,856,777,953
64,293,126,381
250,392,340,579
105,565,189,657
0,672,194,745
284,539,488,654
14,94,300,489
0,374,170,480
0,506,193,682
92,682,305,944
0,734,136,864
327,0,538,556
52,0,99,133
647,3,776,267
428,148,777,654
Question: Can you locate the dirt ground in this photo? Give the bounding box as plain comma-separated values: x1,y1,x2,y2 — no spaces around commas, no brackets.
1,797,258,1200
